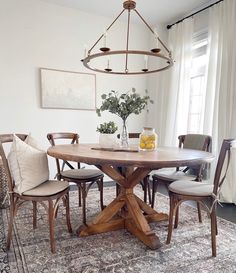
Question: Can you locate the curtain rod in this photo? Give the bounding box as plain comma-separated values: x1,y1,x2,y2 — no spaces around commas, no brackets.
167,0,223,29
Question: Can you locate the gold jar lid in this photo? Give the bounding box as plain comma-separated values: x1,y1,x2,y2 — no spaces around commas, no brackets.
143,127,154,130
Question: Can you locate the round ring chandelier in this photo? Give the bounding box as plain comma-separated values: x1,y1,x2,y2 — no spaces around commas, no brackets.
82,0,174,75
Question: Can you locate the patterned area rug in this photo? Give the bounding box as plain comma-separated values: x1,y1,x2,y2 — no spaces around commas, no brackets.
0,186,236,273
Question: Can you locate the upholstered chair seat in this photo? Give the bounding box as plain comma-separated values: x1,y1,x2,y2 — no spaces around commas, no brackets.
153,168,196,182
169,180,214,196
22,180,69,196
60,169,103,180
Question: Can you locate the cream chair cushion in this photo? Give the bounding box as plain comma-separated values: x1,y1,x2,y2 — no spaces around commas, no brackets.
8,135,49,194
61,169,103,179
169,180,214,196
153,168,196,182
23,180,69,196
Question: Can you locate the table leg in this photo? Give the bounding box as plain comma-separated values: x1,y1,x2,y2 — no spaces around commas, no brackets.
77,166,168,250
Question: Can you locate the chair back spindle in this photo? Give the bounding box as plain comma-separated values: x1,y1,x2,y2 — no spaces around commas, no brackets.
212,139,235,196
47,133,80,179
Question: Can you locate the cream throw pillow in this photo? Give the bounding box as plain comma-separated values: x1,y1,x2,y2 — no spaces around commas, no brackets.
25,134,44,151
8,135,49,194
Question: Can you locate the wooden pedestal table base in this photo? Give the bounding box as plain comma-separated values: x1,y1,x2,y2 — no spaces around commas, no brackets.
77,166,168,250
47,144,213,250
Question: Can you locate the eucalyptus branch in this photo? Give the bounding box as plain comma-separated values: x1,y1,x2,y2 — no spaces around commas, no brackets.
96,88,153,122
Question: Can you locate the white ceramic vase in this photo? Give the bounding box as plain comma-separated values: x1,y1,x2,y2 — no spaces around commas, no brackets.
99,133,117,148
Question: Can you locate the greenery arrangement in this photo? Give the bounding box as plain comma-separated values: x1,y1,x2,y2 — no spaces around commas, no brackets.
96,88,153,147
96,121,118,134
96,88,153,122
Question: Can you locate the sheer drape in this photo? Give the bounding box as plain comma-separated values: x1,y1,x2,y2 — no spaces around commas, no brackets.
156,1,236,202
204,0,236,203
162,18,194,146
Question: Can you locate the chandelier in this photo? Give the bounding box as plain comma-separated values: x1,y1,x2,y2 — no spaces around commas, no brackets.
82,0,173,75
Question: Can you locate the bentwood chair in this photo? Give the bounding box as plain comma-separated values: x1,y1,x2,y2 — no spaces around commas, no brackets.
0,134,72,253
47,132,104,224
152,134,212,225
166,139,234,257
117,133,151,204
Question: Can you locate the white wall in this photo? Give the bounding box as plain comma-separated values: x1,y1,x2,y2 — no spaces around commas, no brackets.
0,0,150,176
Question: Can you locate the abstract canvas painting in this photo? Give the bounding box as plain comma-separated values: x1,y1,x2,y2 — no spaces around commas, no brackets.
40,68,96,110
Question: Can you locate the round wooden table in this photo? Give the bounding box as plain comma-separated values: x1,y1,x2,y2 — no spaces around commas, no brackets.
47,144,214,249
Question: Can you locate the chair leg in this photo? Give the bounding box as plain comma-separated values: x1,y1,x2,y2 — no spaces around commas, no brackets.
78,187,82,207
151,179,158,208
97,178,104,210
166,194,175,244
197,202,202,223
147,180,152,204
215,213,218,236
81,184,87,225
174,206,179,229
48,200,56,253
143,179,147,203
32,201,37,229
6,196,16,250
64,193,72,233
210,204,217,257
54,198,60,219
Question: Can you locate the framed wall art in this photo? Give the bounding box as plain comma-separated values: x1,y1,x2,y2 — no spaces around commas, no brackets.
40,68,96,110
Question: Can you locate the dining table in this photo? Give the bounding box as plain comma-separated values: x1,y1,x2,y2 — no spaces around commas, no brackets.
47,144,214,250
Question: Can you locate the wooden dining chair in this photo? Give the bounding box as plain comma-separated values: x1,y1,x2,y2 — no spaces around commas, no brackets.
151,134,212,225
0,134,72,253
47,132,104,224
166,139,234,257
117,133,151,204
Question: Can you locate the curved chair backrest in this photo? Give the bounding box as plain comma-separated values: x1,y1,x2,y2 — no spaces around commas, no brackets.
47,132,80,178
0,134,28,192
47,132,79,146
177,134,212,179
213,139,235,196
178,134,212,152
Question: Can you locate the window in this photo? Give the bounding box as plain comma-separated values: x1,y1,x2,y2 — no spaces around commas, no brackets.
187,31,208,133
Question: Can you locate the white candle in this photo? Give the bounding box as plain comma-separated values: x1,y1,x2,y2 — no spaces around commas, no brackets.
84,44,87,58
154,28,159,47
103,30,107,47
144,55,148,69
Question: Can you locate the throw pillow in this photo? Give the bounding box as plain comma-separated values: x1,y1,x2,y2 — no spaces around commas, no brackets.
7,135,49,194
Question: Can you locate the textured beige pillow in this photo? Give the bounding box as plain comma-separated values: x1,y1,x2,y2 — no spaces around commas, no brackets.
8,135,49,194
25,134,43,151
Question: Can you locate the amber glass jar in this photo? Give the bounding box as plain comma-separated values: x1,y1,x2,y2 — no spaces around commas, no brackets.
139,127,157,151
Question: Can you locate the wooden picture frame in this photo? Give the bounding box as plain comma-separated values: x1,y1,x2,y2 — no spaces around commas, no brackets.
40,68,96,110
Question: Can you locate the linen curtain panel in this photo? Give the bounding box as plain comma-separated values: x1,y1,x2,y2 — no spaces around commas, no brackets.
204,0,236,203
163,18,193,146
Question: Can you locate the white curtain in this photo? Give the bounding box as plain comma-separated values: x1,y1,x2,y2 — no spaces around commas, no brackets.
203,0,236,203
162,18,194,146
